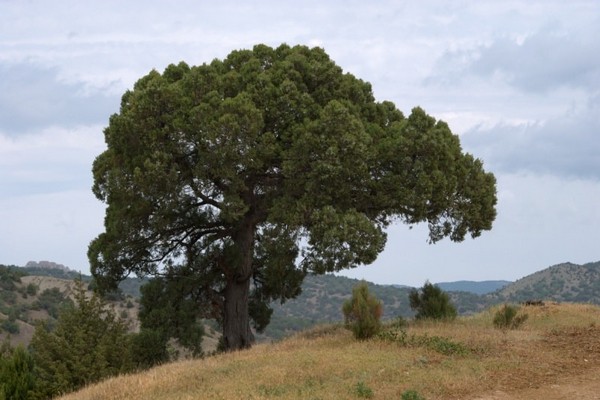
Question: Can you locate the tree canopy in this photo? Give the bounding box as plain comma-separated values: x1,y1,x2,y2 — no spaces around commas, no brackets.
89,43,496,350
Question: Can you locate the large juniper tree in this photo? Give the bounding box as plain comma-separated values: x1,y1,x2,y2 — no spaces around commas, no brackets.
89,44,497,351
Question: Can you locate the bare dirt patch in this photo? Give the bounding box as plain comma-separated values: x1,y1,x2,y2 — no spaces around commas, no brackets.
472,324,600,399
473,367,600,399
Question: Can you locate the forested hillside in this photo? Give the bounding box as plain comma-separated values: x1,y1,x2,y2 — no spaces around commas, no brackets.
3,260,600,345
262,274,493,339
0,264,140,348
489,261,600,304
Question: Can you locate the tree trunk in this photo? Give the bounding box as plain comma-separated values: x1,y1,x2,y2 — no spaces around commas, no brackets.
222,276,254,351
221,217,256,351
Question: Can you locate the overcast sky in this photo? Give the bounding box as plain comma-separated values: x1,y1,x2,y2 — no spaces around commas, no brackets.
1,1,599,286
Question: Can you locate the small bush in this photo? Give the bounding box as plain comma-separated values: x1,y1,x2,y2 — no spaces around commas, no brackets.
390,316,408,329
493,304,528,330
402,389,426,400
412,335,470,356
377,327,408,344
26,283,38,296
377,327,469,356
409,281,457,320
353,381,374,398
1,318,20,334
342,282,383,340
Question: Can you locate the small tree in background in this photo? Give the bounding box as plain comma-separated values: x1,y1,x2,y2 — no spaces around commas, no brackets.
343,282,383,339
409,281,457,320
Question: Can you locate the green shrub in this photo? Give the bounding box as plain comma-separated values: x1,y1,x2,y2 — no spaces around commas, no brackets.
402,389,426,400
26,283,38,297
353,381,374,398
129,329,169,369
389,315,409,329
493,304,528,330
0,345,36,400
0,291,17,306
30,281,132,398
0,320,19,335
342,282,383,340
377,327,408,344
409,281,457,320
412,334,470,356
138,278,204,357
378,327,469,356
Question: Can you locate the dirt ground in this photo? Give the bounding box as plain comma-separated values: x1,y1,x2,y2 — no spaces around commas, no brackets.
473,367,600,399
472,323,600,400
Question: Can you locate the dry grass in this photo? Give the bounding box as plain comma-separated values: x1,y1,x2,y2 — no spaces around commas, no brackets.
58,302,600,400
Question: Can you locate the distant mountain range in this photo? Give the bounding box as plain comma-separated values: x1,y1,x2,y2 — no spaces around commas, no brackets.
264,261,600,338
435,280,512,295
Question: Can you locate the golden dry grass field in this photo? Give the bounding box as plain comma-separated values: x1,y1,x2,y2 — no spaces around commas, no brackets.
59,303,600,400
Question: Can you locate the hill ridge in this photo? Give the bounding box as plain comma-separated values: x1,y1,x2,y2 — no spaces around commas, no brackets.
3,260,600,345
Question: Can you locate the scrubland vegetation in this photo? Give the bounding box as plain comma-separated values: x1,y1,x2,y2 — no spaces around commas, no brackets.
56,302,600,400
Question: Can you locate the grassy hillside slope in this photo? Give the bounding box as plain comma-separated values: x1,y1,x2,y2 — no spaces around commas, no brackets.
59,303,600,400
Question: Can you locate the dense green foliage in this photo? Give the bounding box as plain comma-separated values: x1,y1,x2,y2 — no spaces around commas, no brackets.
342,282,383,339
0,345,35,400
409,282,457,320
88,44,496,350
29,281,132,398
129,329,170,369
138,277,205,358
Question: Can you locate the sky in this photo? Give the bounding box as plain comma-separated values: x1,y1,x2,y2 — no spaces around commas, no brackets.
1,1,599,287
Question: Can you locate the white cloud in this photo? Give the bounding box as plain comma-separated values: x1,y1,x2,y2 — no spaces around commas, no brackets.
469,28,600,94
0,62,119,134
1,0,599,285
427,17,600,95
462,99,600,180
0,125,105,196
